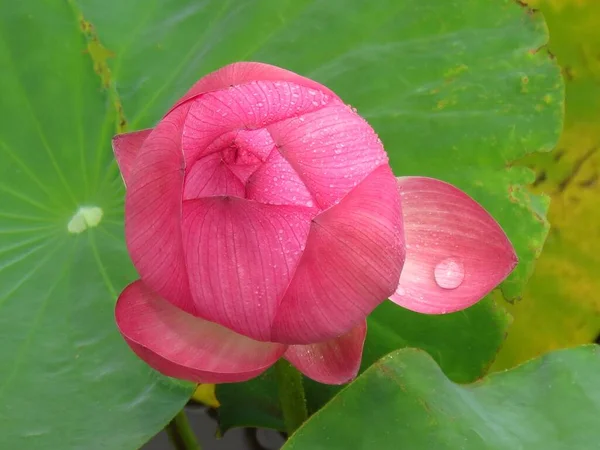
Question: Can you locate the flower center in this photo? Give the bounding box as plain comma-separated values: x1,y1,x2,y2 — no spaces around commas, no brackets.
183,125,316,209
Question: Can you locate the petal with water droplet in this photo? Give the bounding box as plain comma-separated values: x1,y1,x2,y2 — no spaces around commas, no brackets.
112,128,153,187
272,165,404,344
390,177,517,314
116,280,286,383
181,80,333,167
267,103,388,209
284,321,366,384
183,152,245,199
246,148,315,208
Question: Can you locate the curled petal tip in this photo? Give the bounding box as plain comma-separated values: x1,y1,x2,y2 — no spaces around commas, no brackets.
112,129,153,186
284,322,366,385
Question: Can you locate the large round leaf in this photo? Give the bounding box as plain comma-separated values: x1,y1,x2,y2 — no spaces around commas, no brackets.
284,346,600,449
0,2,193,449
72,0,561,433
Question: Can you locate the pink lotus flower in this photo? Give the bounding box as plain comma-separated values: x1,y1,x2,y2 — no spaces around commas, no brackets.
113,62,517,385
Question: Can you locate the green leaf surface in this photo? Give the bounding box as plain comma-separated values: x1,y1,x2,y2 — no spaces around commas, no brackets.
494,0,600,371
73,0,561,433
284,345,600,450
0,2,193,449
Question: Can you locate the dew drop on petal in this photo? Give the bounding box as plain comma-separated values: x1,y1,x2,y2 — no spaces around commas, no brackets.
434,258,465,290
397,287,406,296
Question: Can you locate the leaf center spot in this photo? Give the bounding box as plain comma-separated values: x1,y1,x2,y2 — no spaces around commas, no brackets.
67,206,104,234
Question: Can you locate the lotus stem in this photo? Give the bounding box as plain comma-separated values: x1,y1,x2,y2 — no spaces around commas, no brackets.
274,359,308,436
165,409,202,450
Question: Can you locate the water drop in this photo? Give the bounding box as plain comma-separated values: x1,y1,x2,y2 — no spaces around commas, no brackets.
397,287,406,296
434,258,464,290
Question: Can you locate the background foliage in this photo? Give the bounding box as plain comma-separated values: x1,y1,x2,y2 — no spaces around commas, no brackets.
4,0,598,449
494,0,600,371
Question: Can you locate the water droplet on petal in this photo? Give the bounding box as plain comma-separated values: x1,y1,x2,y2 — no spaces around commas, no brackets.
397,287,406,296
434,258,464,290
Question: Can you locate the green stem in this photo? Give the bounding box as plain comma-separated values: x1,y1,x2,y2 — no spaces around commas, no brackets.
274,359,308,436
165,409,202,450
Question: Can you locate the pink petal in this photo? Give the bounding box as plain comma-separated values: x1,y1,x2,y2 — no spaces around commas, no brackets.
272,165,404,344
233,128,274,162
246,148,315,208
180,129,275,194
267,103,389,209
390,177,518,314
284,321,366,385
170,62,340,113
181,80,333,167
183,152,245,199
112,129,152,187
181,198,314,342
116,280,286,383
125,104,195,315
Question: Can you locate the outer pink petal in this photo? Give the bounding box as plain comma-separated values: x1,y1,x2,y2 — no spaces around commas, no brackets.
116,280,286,383
183,152,245,199
284,321,366,385
272,165,404,344
125,104,195,315
112,129,152,187
181,198,314,342
169,62,340,113
390,177,518,314
181,81,332,167
267,103,389,209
